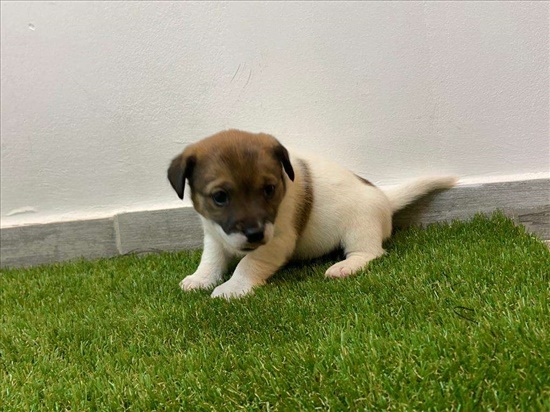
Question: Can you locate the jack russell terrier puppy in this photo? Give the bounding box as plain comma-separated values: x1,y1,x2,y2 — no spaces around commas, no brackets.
168,130,456,299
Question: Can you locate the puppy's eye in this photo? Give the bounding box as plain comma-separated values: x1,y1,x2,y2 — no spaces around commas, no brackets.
264,184,276,198
211,190,229,206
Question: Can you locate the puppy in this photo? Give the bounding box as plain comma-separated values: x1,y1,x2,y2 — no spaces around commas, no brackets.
168,130,456,299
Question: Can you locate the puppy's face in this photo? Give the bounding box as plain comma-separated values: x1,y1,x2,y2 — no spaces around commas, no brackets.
168,130,294,252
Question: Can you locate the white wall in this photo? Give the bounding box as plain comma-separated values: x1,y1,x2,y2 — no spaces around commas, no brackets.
1,2,548,227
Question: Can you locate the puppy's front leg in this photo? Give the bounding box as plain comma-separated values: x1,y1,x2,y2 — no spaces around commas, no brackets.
180,232,229,291
211,236,296,299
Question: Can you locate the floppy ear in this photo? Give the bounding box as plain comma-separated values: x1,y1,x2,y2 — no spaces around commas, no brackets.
167,151,196,200
274,144,295,181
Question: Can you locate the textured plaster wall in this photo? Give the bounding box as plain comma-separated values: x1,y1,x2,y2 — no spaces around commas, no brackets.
1,2,548,227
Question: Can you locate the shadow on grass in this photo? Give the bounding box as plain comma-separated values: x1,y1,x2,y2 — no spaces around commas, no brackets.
271,250,346,285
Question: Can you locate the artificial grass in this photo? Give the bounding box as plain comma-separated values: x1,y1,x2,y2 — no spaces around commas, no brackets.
1,213,549,411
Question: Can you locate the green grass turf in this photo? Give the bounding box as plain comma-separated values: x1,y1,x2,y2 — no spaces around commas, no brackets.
1,213,549,411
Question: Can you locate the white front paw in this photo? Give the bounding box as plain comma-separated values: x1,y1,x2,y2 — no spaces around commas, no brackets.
211,278,258,300
179,273,218,291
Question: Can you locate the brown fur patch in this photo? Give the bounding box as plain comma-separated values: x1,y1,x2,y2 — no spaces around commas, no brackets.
294,159,314,236
355,174,375,187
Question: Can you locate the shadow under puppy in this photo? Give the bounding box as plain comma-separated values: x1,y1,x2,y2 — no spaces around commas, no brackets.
168,130,456,299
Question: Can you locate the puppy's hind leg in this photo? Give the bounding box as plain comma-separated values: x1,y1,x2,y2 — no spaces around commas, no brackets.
325,222,386,279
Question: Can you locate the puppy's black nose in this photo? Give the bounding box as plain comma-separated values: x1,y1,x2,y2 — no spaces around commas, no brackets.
244,227,264,243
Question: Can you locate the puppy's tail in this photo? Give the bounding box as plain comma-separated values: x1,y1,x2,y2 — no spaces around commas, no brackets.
383,176,458,214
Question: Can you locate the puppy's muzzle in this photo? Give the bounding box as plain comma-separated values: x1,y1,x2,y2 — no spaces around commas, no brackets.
238,224,267,251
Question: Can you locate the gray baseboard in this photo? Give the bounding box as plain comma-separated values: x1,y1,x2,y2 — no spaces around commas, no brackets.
1,179,548,269
393,179,550,236
1,218,119,269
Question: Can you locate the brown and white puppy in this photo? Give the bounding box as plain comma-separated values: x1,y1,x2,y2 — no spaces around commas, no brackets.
168,129,456,299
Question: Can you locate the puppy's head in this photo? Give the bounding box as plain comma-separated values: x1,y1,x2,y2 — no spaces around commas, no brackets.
168,130,294,252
